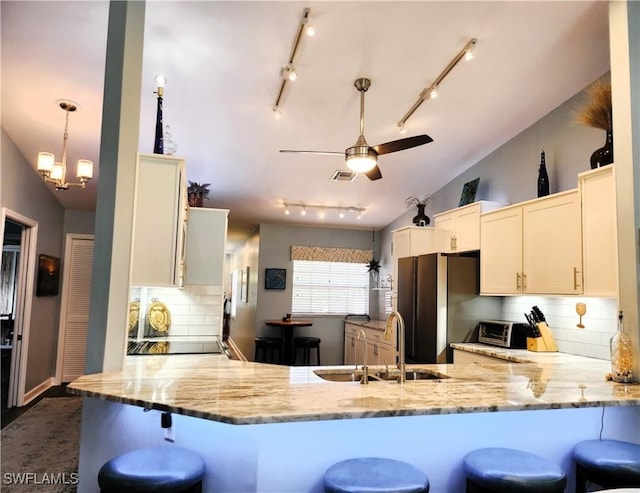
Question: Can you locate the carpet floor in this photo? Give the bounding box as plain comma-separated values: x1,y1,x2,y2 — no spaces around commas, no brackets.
1,397,82,492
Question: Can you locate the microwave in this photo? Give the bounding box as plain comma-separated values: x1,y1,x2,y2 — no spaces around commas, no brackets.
477,320,531,349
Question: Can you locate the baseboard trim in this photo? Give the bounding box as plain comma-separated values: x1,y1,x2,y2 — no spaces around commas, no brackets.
22,377,54,405
226,337,247,361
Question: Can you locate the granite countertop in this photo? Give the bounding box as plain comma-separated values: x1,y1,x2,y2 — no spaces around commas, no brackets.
343,319,388,331
67,341,640,425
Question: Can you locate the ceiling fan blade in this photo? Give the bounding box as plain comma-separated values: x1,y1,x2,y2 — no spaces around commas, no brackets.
279,150,344,156
364,165,382,181
372,134,433,155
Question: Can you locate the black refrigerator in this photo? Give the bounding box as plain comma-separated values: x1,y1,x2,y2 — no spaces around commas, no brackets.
397,252,501,363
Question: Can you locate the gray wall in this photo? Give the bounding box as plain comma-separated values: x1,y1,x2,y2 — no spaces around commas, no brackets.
63,210,95,236
378,77,608,287
1,128,64,391
254,223,376,365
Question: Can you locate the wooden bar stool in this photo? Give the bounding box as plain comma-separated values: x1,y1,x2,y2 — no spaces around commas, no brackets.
254,337,283,363
463,447,566,493
292,336,321,365
323,457,429,493
573,439,640,492
98,447,205,492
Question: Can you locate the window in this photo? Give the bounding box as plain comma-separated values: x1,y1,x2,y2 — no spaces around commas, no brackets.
291,260,369,315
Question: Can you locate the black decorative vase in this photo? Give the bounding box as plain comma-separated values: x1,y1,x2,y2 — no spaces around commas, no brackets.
412,204,430,227
590,128,613,169
537,150,549,198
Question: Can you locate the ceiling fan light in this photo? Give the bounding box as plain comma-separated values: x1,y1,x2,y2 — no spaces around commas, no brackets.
346,146,377,173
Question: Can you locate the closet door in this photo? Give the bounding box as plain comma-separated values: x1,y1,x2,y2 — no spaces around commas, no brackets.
57,235,94,383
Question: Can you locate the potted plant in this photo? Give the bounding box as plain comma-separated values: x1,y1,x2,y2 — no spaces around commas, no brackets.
405,194,433,226
187,181,211,207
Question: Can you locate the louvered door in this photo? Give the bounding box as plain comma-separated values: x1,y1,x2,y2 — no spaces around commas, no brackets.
58,236,94,382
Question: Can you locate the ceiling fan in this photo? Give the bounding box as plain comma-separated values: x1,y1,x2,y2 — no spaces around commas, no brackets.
280,78,433,181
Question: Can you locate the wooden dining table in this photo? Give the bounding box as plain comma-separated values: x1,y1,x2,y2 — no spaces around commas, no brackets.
265,319,313,364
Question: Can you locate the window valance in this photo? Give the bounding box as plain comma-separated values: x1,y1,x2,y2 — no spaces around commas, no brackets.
290,246,373,263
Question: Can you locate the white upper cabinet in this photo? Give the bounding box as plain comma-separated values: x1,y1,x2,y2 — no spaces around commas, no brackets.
130,153,187,287
391,226,438,259
481,190,582,295
579,166,617,296
184,208,229,286
435,201,502,253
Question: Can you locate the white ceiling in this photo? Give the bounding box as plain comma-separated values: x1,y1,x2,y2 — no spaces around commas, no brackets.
1,1,610,249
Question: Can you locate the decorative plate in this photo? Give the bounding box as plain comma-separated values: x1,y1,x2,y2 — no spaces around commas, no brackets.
147,299,171,333
128,301,140,334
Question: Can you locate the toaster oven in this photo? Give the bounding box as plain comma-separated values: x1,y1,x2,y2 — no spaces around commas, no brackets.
477,320,531,349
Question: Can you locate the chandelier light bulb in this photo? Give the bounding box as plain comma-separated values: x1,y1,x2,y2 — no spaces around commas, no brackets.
50,164,64,181
37,152,55,174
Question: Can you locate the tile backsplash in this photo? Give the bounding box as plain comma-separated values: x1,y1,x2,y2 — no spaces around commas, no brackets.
502,296,618,360
130,285,223,338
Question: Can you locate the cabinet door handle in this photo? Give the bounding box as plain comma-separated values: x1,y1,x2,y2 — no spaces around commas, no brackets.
522,273,527,290
573,267,581,290
516,272,521,290
351,337,355,348
374,344,379,356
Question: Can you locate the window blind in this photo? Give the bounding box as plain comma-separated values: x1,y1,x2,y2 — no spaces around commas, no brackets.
291,260,369,315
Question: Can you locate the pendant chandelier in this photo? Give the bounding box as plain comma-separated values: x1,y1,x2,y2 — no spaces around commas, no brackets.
36,99,93,190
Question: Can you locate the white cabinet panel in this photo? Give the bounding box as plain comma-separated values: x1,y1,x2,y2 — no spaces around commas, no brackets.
480,190,581,295
184,208,228,286
130,153,186,287
579,166,617,296
435,201,502,253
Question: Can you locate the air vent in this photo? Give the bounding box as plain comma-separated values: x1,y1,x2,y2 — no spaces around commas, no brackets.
331,170,358,182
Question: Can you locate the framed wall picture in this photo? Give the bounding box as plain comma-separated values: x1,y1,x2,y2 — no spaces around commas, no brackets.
36,254,60,296
241,266,250,303
265,268,286,290
458,177,480,206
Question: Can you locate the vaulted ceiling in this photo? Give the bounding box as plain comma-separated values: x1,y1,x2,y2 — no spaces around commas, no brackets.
1,1,610,247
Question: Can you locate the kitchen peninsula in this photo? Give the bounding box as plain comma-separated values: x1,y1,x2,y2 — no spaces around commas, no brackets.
69,348,639,493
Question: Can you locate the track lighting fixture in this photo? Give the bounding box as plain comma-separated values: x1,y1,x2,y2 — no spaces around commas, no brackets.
272,8,314,117
282,202,365,220
397,38,477,130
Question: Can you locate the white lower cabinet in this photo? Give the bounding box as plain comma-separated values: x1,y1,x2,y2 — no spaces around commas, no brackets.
344,323,396,366
453,349,509,364
481,190,582,295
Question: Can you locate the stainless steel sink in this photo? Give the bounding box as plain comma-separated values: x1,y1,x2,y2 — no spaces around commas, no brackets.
313,370,378,382
313,368,450,383
373,369,450,382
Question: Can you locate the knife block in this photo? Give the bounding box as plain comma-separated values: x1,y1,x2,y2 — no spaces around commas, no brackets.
527,322,558,352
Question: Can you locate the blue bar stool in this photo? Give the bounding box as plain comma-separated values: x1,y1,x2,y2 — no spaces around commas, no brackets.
323,457,429,493
98,447,205,493
573,439,640,493
463,447,566,492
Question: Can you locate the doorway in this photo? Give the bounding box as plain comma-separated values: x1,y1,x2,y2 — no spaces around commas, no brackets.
1,208,38,412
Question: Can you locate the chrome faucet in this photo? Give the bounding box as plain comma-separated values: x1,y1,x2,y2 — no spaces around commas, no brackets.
386,311,406,384
357,329,369,384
